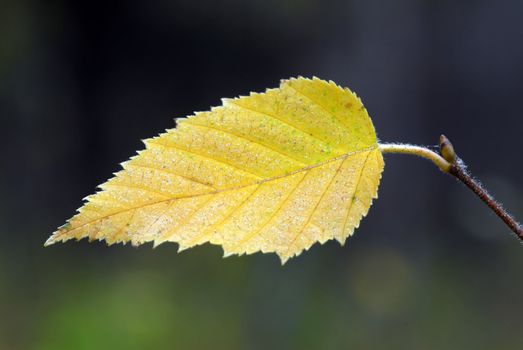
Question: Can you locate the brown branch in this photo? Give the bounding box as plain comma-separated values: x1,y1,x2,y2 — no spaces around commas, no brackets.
380,136,522,241
440,135,523,241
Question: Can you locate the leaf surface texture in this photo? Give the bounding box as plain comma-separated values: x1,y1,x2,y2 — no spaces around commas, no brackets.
46,77,384,263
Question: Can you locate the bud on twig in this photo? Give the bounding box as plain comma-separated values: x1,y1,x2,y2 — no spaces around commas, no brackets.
439,134,456,164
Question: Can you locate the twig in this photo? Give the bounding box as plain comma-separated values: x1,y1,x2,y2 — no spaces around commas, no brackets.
379,136,523,240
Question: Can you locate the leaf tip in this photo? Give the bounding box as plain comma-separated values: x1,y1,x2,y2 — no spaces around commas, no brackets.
43,237,55,247
45,222,72,247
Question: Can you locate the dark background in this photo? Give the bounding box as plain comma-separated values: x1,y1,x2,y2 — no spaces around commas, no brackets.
1,0,522,349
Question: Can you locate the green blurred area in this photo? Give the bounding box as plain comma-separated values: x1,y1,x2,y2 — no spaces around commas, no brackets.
2,0,523,349
1,239,522,349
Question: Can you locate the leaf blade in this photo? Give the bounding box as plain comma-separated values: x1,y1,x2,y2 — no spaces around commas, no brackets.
46,77,384,263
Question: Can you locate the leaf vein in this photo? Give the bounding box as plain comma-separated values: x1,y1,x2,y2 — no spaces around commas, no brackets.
227,100,333,146
148,140,263,178
283,156,347,256
112,208,137,243
49,147,377,239
235,171,309,247
103,183,171,198
186,184,261,246
183,121,306,165
287,84,351,132
341,151,373,237
160,195,215,244
125,163,216,189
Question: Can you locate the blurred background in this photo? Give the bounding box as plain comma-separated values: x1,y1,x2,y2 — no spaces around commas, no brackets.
1,0,522,349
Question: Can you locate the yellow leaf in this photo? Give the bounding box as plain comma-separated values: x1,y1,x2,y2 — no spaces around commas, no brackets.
46,77,384,264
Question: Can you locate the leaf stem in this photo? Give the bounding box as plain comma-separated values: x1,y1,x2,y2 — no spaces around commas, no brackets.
379,136,523,241
379,143,452,172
